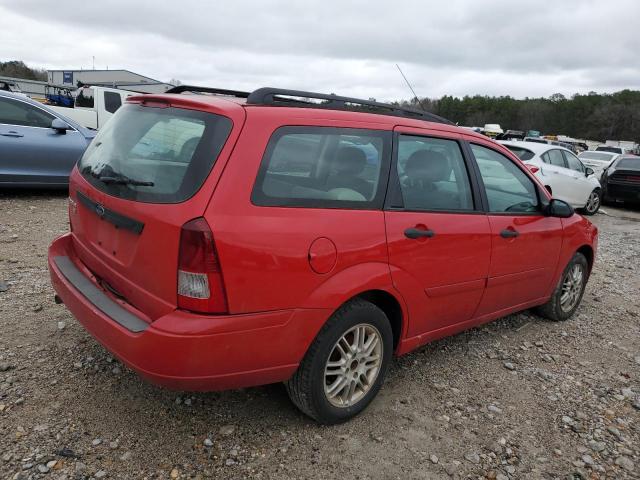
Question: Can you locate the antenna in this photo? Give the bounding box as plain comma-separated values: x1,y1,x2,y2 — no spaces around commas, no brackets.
395,64,428,111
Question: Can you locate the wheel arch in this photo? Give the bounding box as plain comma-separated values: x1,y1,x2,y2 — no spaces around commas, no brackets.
352,290,404,351
301,262,408,353
576,244,594,275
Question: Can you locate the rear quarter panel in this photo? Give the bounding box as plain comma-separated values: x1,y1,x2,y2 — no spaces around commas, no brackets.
207,108,397,315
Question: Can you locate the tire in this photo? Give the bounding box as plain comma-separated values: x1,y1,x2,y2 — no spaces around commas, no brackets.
581,189,601,216
285,299,393,424
535,252,589,321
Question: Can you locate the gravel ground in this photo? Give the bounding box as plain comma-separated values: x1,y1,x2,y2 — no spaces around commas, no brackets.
1,191,639,480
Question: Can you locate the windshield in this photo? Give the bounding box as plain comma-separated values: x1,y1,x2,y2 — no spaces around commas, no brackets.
579,151,616,161
78,103,232,203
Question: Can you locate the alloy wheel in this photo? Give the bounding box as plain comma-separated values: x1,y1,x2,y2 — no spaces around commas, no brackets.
585,191,600,214
560,264,584,312
323,324,383,408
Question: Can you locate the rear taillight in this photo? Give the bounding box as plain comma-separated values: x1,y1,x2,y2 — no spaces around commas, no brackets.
526,165,540,174
177,217,228,314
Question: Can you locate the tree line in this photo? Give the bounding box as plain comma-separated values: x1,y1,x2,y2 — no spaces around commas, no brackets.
396,90,640,142
0,60,47,81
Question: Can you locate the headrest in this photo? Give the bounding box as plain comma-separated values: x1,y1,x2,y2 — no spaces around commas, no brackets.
334,146,367,175
405,150,451,182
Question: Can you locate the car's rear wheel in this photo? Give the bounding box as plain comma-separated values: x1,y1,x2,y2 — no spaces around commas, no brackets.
582,189,601,215
285,299,392,424
535,252,588,321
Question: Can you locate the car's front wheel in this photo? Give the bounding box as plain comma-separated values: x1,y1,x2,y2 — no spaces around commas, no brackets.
535,252,589,321
285,299,393,424
582,189,601,215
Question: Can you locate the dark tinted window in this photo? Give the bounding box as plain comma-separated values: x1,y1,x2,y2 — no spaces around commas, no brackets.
504,145,535,161
75,88,94,108
78,103,232,203
104,91,122,114
542,149,566,167
396,135,474,211
0,97,54,128
252,127,390,209
563,151,584,172
471,144,539,213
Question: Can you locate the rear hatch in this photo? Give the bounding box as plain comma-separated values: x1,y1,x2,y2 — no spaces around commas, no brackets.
68,95,244,321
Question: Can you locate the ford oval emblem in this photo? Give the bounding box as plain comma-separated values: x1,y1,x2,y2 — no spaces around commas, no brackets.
95,204,106,217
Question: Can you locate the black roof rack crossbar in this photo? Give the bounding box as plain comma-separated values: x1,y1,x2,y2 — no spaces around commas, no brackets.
166,85,250,98
246,87,453,125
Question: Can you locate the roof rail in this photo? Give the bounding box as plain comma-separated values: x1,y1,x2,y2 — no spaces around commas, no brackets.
166,85,250,98
246,87,453,125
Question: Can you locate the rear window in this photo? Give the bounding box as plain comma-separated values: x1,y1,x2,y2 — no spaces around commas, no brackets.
252,126,391,209
75,88,94,108
579,151,615,161
596,146,621,154
616,158,640,169
504,145,535,161
78,103,232,203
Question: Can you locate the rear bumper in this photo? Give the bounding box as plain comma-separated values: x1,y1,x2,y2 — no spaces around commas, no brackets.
604,183,640,202
48,233,329,391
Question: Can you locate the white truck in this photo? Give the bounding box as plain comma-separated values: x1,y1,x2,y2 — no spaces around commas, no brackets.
598,140,639,155
48,86,138,130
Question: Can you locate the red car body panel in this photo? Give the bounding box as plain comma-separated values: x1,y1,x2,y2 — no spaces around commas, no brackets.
48,93,598,391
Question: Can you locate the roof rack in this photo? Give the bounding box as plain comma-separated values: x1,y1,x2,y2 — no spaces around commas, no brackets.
166,85,452,125
247,87,453,125
165,85,250,98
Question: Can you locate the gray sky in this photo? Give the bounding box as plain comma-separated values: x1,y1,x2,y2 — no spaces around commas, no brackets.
1,0,638,101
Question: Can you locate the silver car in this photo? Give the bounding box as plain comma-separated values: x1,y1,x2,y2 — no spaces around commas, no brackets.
0,90,95,187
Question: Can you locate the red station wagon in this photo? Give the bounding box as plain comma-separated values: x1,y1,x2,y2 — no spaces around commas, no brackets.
49,86,598,423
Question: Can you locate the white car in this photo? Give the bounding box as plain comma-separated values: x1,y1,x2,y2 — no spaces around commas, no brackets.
578,151,620,178
499,141,602,215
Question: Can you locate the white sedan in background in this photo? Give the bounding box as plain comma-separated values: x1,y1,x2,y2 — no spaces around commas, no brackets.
578,150,620,178
499,141,602,215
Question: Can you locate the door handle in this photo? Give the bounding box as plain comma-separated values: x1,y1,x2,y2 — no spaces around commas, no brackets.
404,227,435,239
500,228,520,238
0,131,24,138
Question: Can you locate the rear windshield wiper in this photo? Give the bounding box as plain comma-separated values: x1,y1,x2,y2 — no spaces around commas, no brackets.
98,175,154,187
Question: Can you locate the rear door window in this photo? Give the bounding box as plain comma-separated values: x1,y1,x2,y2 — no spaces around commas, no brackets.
78,103,232,203
252,127,391,209
542,149,567,167
394,135,474,211
563,151,585,173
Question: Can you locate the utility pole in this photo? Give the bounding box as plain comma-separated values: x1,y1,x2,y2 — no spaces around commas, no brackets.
92,56,95,70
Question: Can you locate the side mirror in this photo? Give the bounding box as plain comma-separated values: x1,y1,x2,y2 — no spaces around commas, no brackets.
51,118,69,134
545,199,574,218
585,167,594,177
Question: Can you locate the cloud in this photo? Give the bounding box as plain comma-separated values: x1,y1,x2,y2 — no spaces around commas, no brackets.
1,0,638,100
